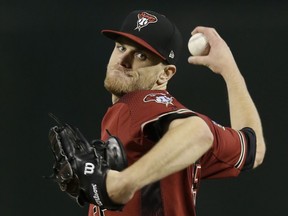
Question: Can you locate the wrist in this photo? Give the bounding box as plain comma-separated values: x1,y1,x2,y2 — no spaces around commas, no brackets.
106,170,135,204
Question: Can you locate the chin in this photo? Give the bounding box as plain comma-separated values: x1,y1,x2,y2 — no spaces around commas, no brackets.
104,80,127,97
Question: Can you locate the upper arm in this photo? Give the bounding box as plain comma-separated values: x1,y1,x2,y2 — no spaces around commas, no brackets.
186,113,259,179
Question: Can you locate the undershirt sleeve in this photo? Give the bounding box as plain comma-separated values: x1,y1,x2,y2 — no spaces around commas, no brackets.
240,127,257,171
143,112,197,142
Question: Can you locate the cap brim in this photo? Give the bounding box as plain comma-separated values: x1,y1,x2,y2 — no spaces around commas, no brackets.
101,30,166,61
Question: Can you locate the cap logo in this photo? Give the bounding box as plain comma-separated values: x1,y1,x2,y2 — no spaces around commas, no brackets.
169,50,175,59
134,12,158,31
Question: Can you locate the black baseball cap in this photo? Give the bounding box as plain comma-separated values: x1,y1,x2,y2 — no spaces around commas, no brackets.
101,10,183,65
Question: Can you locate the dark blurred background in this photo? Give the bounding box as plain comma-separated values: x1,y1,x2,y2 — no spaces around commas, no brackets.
1,0,287,215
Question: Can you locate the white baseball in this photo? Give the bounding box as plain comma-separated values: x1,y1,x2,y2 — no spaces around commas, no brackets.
188,33,210,56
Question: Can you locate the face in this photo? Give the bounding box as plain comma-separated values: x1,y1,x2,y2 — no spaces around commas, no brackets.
104,37,167,97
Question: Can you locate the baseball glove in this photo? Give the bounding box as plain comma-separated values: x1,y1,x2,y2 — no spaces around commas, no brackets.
46,113,127,211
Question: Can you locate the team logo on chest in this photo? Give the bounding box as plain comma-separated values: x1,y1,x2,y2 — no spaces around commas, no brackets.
134,12,158,31
143,93,174,106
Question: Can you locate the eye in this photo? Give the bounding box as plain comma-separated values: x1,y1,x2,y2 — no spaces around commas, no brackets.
116,44,126,52
135,52,147,61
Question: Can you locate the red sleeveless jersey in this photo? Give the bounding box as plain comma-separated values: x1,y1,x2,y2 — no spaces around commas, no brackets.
88,90,256,216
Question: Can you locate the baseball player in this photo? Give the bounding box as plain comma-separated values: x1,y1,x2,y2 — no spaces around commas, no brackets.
47,10,266,216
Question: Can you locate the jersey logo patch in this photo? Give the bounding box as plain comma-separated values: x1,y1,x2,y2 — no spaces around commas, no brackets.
134,12,158,31
143,93,174,106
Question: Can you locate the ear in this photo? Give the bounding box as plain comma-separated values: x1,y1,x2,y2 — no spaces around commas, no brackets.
157,65,177,85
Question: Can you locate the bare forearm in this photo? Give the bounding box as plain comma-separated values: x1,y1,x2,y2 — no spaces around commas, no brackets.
223,68,266,167
106,116,213,204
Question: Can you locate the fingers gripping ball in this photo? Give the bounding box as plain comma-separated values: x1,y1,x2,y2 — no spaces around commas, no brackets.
46,114,127,211
188,33,210,56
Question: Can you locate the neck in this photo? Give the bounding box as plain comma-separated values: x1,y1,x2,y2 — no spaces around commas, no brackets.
112,94,120,104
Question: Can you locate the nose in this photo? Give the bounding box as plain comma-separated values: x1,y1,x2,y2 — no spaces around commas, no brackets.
118,52,132,68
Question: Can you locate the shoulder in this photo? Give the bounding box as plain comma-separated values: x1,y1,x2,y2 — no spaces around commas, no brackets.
119,90,173,104
118,90,187,110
